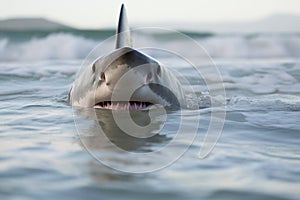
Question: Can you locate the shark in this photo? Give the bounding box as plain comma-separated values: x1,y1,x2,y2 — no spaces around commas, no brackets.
68,4,186,110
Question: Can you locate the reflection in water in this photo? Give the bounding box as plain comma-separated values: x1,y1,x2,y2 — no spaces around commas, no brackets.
96,109,171,152
74,107,173,153
73,107,197,173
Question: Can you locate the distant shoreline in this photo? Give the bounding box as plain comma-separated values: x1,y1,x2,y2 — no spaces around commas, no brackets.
0,18,74,31
1,14,300,33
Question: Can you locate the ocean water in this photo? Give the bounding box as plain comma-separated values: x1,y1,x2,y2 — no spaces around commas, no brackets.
0,30,300,200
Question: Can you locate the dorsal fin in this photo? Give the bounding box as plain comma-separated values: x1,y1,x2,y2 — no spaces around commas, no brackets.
115,4,132,49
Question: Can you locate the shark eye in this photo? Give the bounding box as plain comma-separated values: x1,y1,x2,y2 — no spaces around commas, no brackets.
157,65,161,76
92,64,96,73
100,72,106,81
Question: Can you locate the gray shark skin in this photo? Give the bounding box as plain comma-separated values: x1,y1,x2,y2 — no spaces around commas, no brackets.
68,4,186,110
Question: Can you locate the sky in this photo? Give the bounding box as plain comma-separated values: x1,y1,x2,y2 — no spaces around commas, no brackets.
1,0,300,29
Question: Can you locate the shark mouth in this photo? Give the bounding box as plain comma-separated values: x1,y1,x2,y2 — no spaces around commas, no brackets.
94,101,155,110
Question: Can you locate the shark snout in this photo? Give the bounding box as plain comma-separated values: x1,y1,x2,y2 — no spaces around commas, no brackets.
103,63,159,90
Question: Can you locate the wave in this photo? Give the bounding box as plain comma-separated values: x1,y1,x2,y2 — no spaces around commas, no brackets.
201,34,300,58
0,31,299,61
0,33,98,61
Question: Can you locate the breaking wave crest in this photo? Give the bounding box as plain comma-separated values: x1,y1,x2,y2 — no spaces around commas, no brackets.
0,33,97,61
0,32,300,61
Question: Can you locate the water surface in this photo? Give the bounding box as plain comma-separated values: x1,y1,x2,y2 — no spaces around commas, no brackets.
0,30,300,200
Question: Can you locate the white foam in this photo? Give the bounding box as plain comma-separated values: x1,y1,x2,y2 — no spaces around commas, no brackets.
199,34,300,58
0,33,97,61
217,60,300,95
1,33,299,61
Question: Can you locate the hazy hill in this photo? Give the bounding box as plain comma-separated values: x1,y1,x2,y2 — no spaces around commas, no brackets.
1,14,300,33
0,18,73,31
142,14,300,33
193,14,300,33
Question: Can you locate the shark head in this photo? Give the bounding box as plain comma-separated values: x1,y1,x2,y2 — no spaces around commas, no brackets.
68,4,185,110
